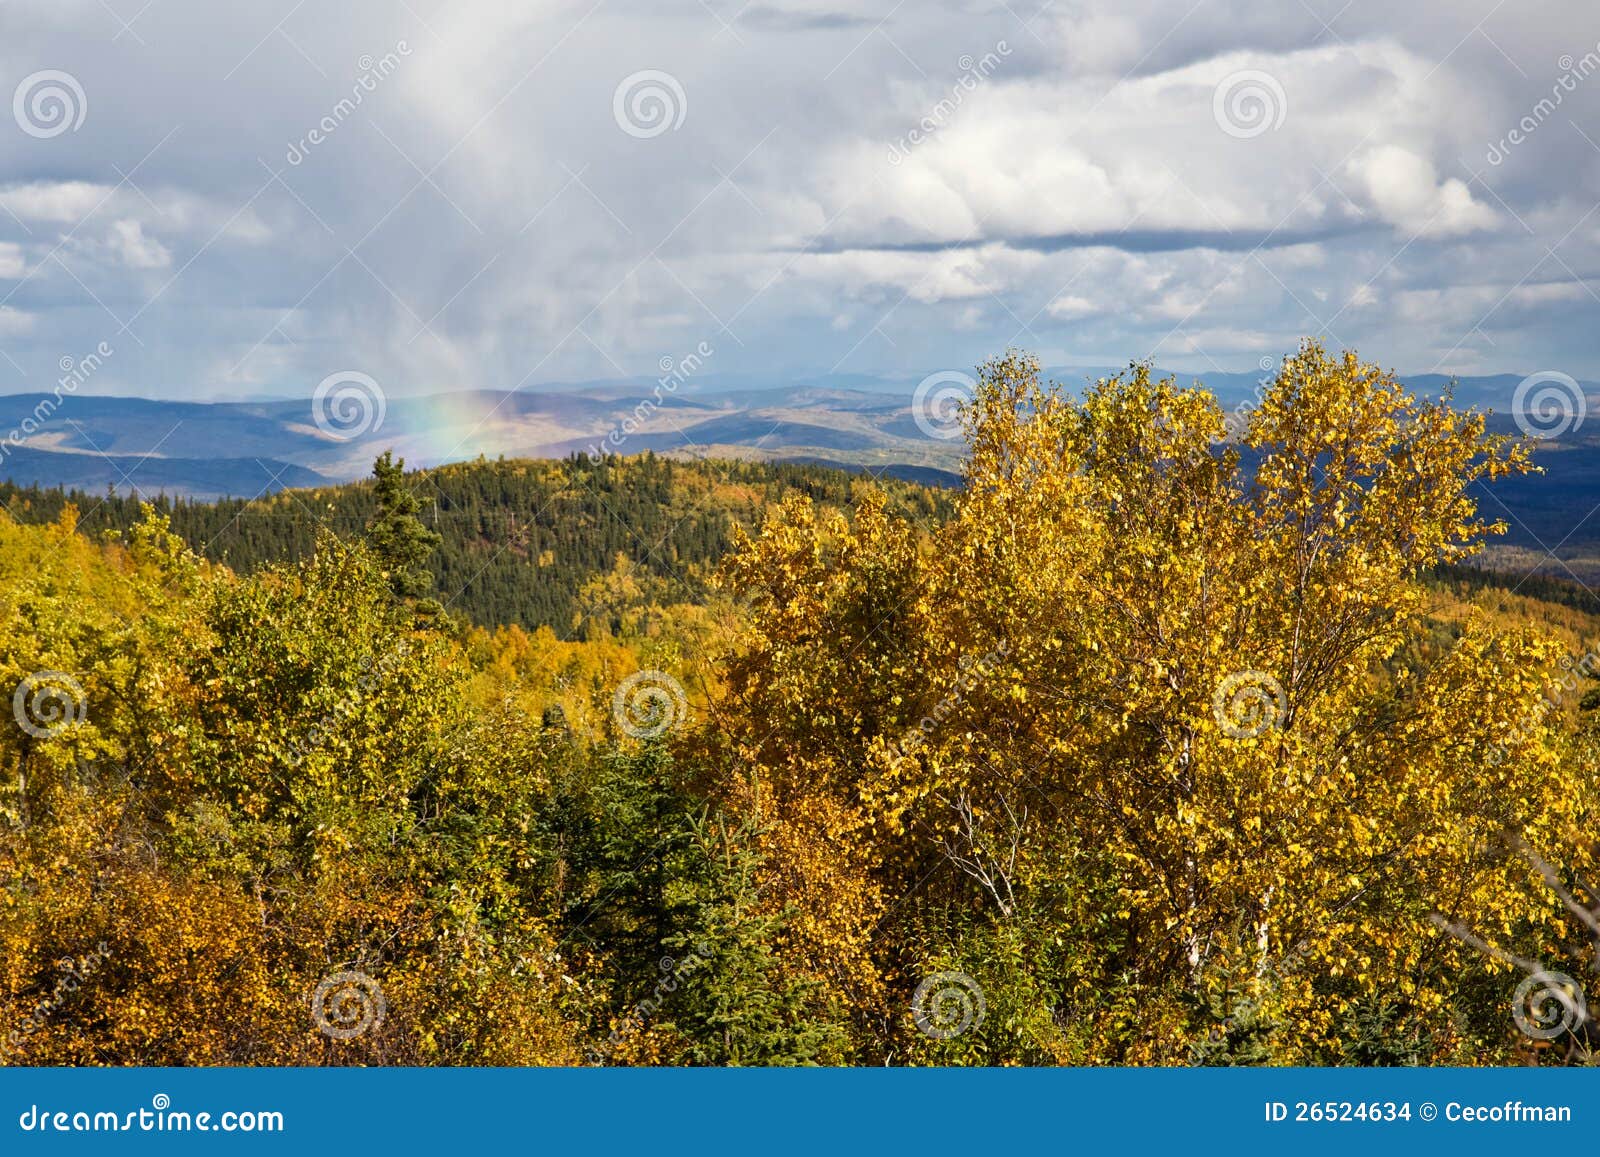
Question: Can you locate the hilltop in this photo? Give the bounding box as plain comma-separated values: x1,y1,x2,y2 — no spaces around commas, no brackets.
0,453,950,631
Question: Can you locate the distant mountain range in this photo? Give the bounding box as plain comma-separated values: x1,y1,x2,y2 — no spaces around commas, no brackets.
0,381,964,498
2,368,1599,586
0,443,329,497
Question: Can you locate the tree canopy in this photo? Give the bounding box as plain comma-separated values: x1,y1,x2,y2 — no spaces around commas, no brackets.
2,342,1596,1066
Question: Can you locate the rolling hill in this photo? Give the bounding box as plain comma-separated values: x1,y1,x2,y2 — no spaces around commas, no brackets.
0,454,951,631
3,367,1599,594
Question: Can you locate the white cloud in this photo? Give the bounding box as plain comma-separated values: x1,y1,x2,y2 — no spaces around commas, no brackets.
1348,145,1496,236
816,40,1496,251
1345,283,1381,310
0,307,36,335
1047,294,1102,320
0,243,26,279
0,181,115,224
796,242,1045,303
1166,326,1280,354
107,219,172,269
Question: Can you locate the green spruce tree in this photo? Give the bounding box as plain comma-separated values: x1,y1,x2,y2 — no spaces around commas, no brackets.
660,811,849,1065
364,450,442,600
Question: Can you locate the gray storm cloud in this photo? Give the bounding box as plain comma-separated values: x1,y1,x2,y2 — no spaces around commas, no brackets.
0,0,1595,399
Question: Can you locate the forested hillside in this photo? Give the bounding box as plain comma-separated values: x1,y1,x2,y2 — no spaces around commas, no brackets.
0,455,950,632
3,344,1599,1067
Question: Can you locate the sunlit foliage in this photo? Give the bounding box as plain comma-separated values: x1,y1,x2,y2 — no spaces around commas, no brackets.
2,344,1596,1065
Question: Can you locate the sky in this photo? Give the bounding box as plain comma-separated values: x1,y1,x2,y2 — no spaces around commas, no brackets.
0,0,1597,400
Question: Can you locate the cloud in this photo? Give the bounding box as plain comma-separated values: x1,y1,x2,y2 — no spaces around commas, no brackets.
0,0,1592,399
738,5,879,31
811,39,1496,255
105,220,172,270
1348,145,1496,236
797,242,1045,303
1047,294,1101,320
0,307,36,335
0,181,115,224
0,244,26,279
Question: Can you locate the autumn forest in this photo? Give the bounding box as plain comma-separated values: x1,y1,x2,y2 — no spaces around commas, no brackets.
3,343,1598,1067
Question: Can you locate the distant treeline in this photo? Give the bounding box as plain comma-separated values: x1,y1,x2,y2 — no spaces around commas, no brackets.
0,453,950,632
1431,561,1600,617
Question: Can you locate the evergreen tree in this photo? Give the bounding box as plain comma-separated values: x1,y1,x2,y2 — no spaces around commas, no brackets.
1187,965,1279,1067
584,746,846,1064
660,812,848,1066
591,743,695,975
364,450,442,599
